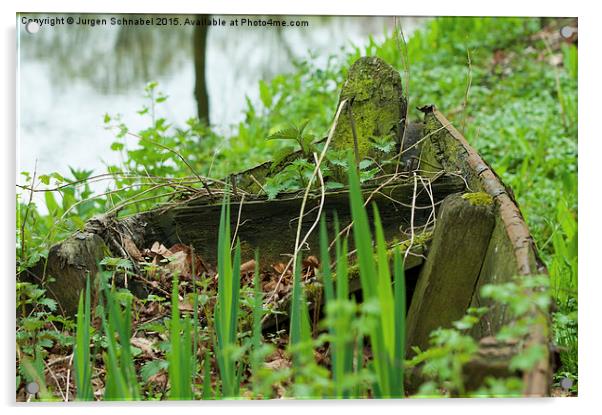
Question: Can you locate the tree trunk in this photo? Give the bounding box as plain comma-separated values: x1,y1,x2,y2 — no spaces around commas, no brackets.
193,16,210,123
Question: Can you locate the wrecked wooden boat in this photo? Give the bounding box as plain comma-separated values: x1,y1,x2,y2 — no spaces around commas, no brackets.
22,56,552,396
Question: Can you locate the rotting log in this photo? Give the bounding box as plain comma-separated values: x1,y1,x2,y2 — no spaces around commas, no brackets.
405,193,495,354
22,232,107,316
23,172,464,317
144,175,465,266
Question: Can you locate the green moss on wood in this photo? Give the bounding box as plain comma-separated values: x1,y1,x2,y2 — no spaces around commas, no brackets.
331,57,407,165
462,192,494,206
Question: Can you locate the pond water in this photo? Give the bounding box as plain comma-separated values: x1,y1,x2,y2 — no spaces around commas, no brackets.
17,14,426,185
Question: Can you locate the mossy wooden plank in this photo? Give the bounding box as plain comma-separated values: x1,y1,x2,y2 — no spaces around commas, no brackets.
405,193,495,355
147,176,465,266
331,57,406,166
468,218,520,337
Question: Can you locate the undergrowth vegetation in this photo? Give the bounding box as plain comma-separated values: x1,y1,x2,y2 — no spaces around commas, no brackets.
16,17,577,399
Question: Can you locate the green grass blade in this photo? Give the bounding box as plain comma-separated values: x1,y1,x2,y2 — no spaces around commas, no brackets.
347,154,374,300
251,250,263,387
392,248,406,397
168,273,193,399
97,275,140,401
319,215,334,303
74,276,92,400
347,154,392,397
214,193,241,398
229,241,241,346
373,205,395,359
202,351,212,399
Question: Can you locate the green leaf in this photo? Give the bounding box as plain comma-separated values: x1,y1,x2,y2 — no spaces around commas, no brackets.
44,192,60,215
38,297,57,312
140,359,168,382
359,159,373,170
110,142,125,151
509,344,546,371
267,127,299,141
259,80,273,108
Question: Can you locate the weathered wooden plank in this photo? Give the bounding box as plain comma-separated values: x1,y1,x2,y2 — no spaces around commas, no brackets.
405,193,495,355
146,175,465,265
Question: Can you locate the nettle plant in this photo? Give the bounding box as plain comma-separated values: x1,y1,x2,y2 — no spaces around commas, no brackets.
262,120,382,200
16,281,73,398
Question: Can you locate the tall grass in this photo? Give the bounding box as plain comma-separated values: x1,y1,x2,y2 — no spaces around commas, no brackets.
320,216,354,398
167,273,194,400
98,276,140,400
214,194,242,397
347,155,406,398
74,276,93,401
289,253,316,392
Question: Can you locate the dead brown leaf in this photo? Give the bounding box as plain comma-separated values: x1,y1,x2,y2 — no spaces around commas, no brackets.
165,250,189,276
123,237,143,261
271,262,287,275
168,243,209,277
130,336,156,358
240,259,256,274
303,255,320,269
265,349,291,370
178,301,194,313
148,371,168,389
150,241,172,257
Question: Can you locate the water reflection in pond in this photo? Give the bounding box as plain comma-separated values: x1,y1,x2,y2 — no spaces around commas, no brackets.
17,14,426,179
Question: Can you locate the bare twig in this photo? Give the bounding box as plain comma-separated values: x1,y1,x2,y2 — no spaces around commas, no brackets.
461,49,473,135
65,353,74,402
231,194,245,251
266,99,348,304
418,174,437,228
404,172,419,261
249,174,268,195
44,358,66,401
125,131,214,195
19,160,37,264
399,124,451,156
